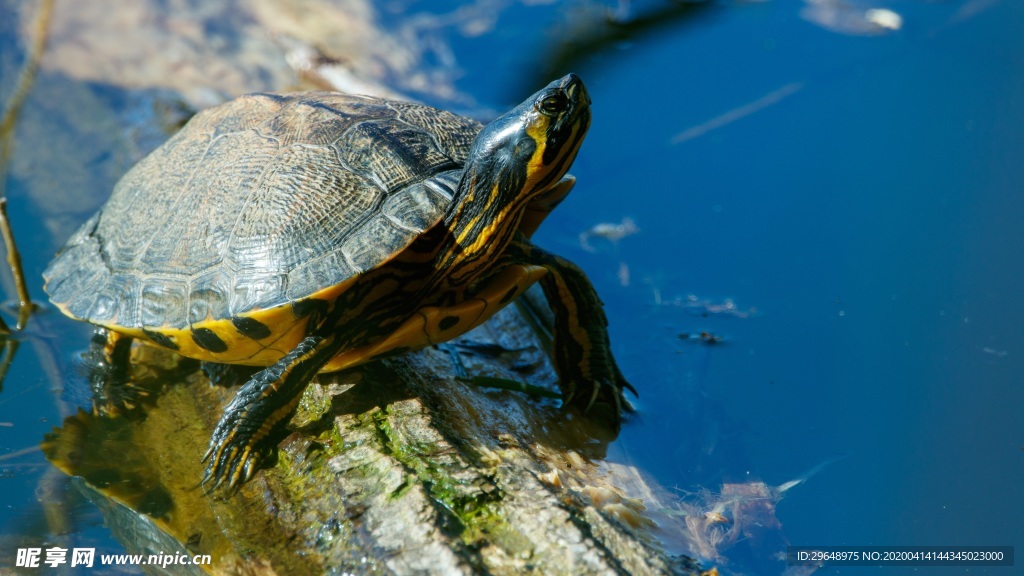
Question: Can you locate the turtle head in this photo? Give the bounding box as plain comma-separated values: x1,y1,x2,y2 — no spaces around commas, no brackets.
442,75,590,285
448,74,590,238
463,74,591,206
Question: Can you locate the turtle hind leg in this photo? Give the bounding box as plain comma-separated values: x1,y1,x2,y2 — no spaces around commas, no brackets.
202,333,343,491
506,240,635,427
85,327,147,416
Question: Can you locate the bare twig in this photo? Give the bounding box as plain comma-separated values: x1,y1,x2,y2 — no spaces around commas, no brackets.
0,199,32,328
0,0,55,331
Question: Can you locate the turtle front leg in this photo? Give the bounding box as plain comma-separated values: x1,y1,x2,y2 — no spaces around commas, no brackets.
506,239,635,426
202,333,343,491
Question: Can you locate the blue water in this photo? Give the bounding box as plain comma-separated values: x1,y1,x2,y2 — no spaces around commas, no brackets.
452,0,1023,572
2,1,1022,574
520,1,1024,573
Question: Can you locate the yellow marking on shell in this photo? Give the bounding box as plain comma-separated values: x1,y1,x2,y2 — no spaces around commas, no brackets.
92,277,357,366
87,264,547,377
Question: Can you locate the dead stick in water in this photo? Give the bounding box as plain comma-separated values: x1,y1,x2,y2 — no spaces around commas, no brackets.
0,0,55,332
0,199,32,329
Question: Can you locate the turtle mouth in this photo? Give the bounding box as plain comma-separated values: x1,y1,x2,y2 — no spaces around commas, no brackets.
559,73,592,107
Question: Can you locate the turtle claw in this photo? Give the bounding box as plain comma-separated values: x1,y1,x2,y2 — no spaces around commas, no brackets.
197,336,333,491
200,445,228,494
561,373,634,428
200,426,267,493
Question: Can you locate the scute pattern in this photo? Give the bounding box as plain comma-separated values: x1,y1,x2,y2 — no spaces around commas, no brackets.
44,91,483,330
334,117,459,192
140,278,186,327
389,101,479,156
228,144,374,280
382,179,452,232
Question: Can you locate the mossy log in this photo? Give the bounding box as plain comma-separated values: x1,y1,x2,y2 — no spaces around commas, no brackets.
44,303,710,575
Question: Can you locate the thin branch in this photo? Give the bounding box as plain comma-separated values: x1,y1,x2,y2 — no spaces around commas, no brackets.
0,199,32,328
0,0,55,331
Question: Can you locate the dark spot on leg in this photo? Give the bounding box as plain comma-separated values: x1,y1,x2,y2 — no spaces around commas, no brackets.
232,316,272,340
143,329,180,351
192,327,228,353
438,315,460,331
499,286,518,304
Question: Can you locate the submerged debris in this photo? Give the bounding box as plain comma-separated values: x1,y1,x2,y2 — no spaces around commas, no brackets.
656,293,758,319
578,217,638,286
800,0,902,35
678,331,725,345
980,347,1008,358
665,456,844,570
582,484,657,530
618,261,631,287
864,8,902,30
579,217,639,252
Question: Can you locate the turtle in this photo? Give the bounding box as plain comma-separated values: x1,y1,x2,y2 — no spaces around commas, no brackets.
43,74,633,490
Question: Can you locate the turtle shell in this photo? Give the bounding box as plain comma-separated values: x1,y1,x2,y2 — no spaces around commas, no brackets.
44,92,482,335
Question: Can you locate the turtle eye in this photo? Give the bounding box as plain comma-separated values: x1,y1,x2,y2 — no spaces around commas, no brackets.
539,93,568,116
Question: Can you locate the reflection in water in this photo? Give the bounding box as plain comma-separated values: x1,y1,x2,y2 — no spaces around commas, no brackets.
38,344,319,574
0,337,18,390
